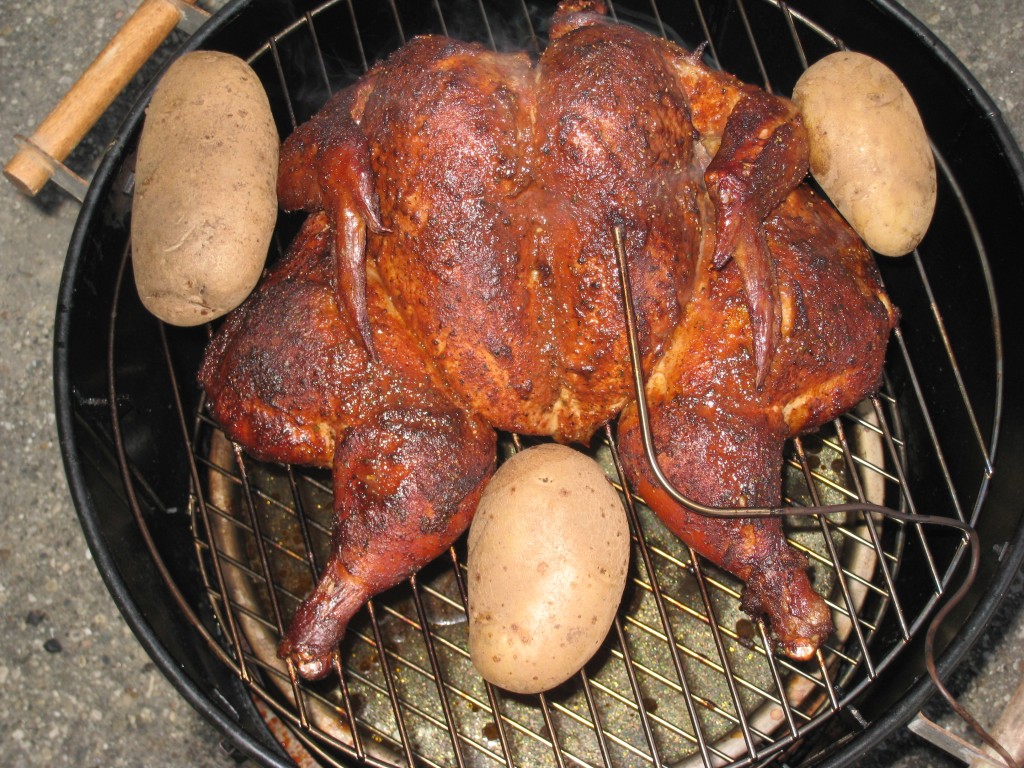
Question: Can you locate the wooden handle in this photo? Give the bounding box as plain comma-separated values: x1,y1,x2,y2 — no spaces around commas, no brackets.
4,0,201,196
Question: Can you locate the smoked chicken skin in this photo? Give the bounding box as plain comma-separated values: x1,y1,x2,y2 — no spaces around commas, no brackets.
200,0,897,679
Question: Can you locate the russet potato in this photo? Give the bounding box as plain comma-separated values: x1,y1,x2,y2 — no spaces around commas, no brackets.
467,444,629,694
131,51,278,325
793,51,936,257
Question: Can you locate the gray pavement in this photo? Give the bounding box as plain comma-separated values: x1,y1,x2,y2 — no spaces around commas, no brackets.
0,1,1021,767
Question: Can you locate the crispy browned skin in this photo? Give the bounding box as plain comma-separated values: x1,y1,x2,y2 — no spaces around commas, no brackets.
617,188,895,659
202,0,897,677
199,214,495,678
279,2,809,441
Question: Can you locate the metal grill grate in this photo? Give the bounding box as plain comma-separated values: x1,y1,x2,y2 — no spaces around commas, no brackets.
99,0,1000,766
189,402,915,768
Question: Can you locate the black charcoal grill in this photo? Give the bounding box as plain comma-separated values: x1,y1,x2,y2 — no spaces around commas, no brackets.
51,0,1024,766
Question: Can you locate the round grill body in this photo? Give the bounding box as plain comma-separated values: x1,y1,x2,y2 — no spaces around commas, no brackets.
55,1,1024,766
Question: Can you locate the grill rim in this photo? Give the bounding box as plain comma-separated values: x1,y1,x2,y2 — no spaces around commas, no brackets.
796,0,1024,764
52,0,1024,765
53,4,295,766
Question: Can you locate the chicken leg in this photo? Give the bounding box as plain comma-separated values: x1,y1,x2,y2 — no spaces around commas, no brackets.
617,187,896,658
199,213,496,679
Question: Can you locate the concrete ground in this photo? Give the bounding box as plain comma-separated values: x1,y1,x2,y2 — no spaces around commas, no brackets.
0,1,1021,767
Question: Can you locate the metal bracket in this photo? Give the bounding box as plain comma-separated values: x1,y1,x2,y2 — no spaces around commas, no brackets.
11,134,89,202
167,0,212,35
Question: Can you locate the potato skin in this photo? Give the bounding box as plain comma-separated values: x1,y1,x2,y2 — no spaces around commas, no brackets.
467,444,629,694
131,51,278,325
793,51,936,257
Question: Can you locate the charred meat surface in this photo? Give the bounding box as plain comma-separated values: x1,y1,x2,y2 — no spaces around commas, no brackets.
200,0,897,679
200,214,496,679
617,188,895,659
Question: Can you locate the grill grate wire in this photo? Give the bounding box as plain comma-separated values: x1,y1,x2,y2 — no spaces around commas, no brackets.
97,0,1002,766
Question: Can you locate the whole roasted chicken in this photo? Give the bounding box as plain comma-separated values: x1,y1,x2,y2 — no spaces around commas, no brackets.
199,0,896,680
